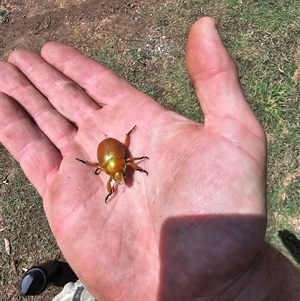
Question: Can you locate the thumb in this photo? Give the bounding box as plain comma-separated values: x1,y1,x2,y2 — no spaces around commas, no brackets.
186,17,264,140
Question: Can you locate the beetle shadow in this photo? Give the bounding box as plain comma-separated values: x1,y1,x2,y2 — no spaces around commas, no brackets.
124,148,148,189
124,147,135,188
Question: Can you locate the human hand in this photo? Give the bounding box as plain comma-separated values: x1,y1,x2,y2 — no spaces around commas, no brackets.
0,17,267,300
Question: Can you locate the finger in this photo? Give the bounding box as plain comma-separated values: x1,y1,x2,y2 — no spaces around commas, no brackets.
186,17,264,139
7,49,100,126
40,42,150,107
41,42,165,137
0,61,76,151
0,93,62,196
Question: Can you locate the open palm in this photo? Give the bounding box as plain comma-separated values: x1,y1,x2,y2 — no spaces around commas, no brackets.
1,18,267,300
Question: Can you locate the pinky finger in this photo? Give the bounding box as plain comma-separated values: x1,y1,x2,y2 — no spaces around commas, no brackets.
0,92,62,197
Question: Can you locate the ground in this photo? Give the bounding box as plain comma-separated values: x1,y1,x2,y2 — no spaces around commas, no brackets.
1,0,300,300
0,0,156,60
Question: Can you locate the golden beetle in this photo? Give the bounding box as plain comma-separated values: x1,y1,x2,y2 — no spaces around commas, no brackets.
76,125,149,203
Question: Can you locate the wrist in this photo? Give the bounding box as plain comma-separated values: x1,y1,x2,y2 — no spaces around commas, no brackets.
234,242,300,301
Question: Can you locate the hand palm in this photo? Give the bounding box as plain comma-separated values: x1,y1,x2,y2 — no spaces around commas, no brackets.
1,18,266,300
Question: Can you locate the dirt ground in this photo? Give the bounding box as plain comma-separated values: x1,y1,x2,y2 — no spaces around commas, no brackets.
1,0,157,60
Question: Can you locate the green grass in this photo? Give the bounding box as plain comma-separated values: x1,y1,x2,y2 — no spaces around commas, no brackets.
222,0,300,261
0,9,9,23
0,166,57,255
94,42,202,121
0,147,61,299
94,0,206,120
155,13,170,27
251,78,296,130
1,0,300,299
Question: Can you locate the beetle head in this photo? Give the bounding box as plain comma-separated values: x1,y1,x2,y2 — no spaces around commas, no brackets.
114,171,125,184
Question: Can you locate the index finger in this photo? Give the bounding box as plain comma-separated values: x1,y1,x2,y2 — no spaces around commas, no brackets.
40,42,150,107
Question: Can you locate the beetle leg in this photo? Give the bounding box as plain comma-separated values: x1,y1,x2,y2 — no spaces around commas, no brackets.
126,157,149,175
126,162,148,176
124,125,137,148
76,158,102,175
95,168,101,175
126,156,149,162
76,158,99,166
105,177,115,203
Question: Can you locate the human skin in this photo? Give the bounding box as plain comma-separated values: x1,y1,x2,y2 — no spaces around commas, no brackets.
1,17,299,300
